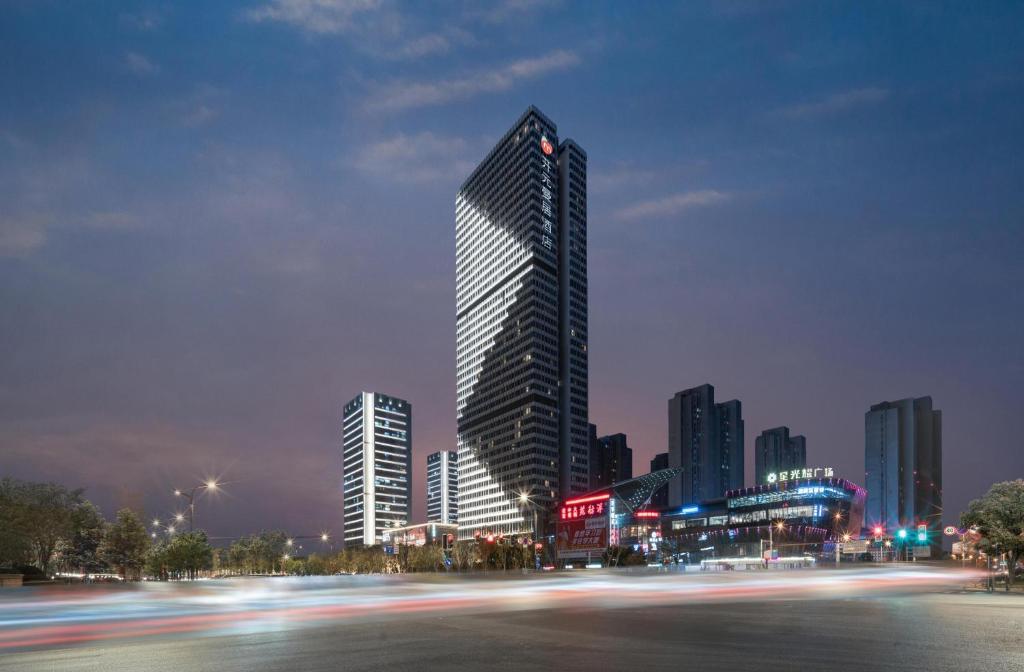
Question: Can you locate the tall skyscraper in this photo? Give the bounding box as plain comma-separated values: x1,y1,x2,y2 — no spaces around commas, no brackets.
341,392,412,547
865,397,942,540
754,426,808,484
588,427,633,490
455,106,588,539
426,450,458,524
667,384,744,506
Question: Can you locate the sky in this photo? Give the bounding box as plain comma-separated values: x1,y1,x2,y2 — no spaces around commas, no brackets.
1,1,1022,542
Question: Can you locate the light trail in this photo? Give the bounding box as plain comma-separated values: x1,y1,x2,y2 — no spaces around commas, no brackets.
0,567,983,652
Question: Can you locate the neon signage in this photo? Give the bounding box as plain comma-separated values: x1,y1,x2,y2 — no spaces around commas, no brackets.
560,500,605,520
766,466,835,483
538,138,555,251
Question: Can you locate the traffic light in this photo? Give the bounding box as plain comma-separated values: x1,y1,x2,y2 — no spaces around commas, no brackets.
897,529,908,540
873,526,884,539
917,524,927,543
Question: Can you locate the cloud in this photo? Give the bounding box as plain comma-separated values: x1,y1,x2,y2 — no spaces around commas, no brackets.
119,11,163,31
353,132,475,183
615,190,732,221
469,0,553,24
0,219,47,257
778,87,889,119
124,51,159,76
364,49,580,112
245,0,382,34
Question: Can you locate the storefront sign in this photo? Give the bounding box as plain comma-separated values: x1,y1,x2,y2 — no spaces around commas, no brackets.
766,466,835,483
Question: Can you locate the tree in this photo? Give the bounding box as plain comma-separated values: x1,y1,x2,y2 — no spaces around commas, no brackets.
164,531,213,580
145,540,170,581
99,509,150,580
961,479,1024,586
0,478,87,573
56,501,108,574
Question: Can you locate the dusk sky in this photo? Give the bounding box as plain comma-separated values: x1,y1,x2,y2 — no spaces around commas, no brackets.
2,1,1022,541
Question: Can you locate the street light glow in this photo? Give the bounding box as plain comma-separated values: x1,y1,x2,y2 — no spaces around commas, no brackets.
206,479,218,490
321,533,329,542
286,538,294,547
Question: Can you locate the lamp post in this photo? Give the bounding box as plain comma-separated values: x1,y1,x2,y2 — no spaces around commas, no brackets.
518,491,541,569
765,519,785,563
173,479,220,532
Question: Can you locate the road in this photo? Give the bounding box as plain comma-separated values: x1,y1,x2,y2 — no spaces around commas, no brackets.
1,566,1021,671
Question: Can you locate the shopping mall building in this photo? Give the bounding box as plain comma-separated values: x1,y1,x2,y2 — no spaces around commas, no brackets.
555,469,866,565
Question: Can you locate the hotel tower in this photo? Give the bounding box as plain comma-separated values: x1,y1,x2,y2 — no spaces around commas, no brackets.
455,106,589,539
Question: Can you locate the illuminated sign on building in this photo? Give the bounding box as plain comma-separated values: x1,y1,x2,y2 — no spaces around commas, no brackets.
766,466,835,483
557,492,610,558
560,500,605,520
539,139,555,251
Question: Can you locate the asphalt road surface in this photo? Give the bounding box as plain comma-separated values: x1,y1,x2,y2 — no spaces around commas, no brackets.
1,566,1021,671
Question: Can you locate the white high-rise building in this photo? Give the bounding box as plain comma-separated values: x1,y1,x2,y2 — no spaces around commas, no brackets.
426,450,458,524
341,392,411,547
455,106,589,540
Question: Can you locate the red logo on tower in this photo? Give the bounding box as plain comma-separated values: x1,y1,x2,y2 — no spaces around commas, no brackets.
540,136,554,156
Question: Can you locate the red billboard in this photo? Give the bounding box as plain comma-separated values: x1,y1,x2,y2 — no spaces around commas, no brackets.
556,494,609,558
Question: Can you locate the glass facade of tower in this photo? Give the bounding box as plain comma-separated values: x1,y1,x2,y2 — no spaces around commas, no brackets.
455,106,588,539
341,392,412,547
426,450,458,524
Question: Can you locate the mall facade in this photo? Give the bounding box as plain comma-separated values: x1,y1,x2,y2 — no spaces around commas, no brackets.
555,469,866,565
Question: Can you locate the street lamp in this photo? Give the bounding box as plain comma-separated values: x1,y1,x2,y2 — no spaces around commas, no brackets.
518,491,542,569
518,491,539,540
173,479,220,532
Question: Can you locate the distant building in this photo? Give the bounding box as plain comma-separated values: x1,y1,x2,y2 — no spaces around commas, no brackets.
667,384,744,506
426,451,458,524
341,392,412,547
649,452,670,507
754,427,808,485
588,426,633,490
716,399,744,496
865,397,942,542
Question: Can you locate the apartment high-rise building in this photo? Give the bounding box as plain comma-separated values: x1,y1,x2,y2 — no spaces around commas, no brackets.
717,399,744,496
588,426,633,490
865,397,942,541
667,384,744,507
649,452,670,507
754,426,808,484
426,450,458,524
455,106,589,539
341,392,412,547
